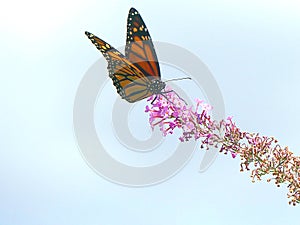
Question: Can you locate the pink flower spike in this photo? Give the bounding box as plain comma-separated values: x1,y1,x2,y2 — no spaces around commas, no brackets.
145,105,150,113
201,103,213,112
169,122,176,129
144,87,300,206
231,152,237,158
147,95,154,101
195,98,204,105
172,111,179,118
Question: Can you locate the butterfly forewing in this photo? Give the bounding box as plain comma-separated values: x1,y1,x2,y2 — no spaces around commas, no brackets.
125,8,161,79
85,31,153,102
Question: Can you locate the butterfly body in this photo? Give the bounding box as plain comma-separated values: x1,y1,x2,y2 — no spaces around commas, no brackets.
85,8,165,103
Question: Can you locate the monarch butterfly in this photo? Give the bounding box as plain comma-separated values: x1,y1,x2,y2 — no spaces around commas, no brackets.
85,7,188,103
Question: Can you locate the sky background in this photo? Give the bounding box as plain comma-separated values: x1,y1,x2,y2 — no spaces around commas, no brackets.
1,0,300,224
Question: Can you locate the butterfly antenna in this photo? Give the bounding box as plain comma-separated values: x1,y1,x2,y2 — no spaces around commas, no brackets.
164,77,192,83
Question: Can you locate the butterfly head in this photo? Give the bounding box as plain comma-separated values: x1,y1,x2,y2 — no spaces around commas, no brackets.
148,79,166,94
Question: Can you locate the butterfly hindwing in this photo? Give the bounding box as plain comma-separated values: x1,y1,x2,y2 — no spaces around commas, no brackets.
125,8,161,80
85,31,154,102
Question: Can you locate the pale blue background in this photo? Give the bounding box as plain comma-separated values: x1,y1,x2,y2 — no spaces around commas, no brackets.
1,0,299,224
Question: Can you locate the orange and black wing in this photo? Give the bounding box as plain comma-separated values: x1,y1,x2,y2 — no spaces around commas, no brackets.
85,31,154,103
125,8,161,80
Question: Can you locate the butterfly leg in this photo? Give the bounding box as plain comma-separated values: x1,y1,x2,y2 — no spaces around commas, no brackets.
151,95,158,104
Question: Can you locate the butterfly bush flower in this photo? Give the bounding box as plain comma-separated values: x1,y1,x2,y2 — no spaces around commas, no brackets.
145,88,300,206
